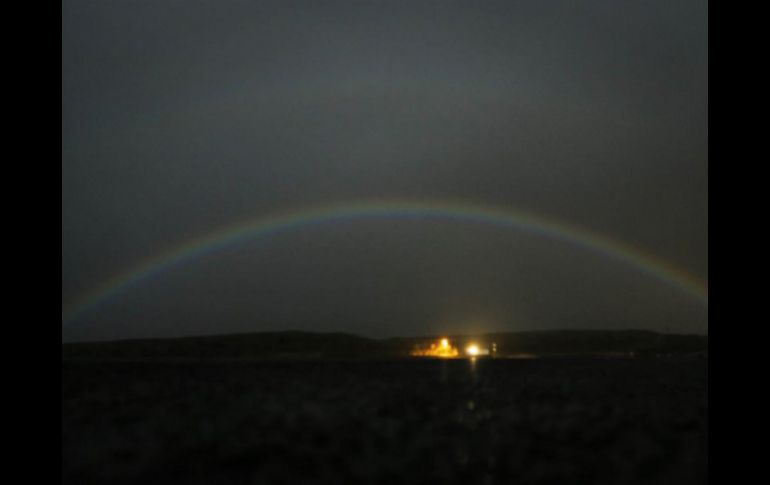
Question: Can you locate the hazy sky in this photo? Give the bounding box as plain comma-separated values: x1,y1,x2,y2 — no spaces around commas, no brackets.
62,0,707,341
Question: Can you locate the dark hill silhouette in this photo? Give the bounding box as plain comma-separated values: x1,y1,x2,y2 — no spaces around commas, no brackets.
62,329,707,361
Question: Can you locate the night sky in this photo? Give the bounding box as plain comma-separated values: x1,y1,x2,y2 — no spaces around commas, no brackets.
62,0,707,342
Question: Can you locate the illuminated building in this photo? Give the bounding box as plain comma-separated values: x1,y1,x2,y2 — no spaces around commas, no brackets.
411,337,460,358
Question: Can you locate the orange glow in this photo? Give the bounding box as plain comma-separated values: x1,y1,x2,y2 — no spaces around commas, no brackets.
411,337,460,358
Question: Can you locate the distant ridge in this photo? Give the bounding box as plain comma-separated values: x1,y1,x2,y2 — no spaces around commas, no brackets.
62,329,707,361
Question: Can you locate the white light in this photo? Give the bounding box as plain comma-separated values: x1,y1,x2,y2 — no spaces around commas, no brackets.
466,344,480,356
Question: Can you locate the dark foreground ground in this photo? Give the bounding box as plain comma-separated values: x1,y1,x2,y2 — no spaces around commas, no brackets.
63,358,707,485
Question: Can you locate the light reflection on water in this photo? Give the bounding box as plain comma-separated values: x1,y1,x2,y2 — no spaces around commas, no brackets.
440,358,448,383
435,356,482,383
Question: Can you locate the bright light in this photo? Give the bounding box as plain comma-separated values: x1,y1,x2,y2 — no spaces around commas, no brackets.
411,337,459,358
466,344,480,356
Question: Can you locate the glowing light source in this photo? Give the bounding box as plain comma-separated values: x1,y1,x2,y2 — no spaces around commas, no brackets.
409,338,491,358
411,337,459,358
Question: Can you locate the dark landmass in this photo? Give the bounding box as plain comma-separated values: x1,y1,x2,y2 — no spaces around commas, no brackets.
62,329,707,361
63,330,707,484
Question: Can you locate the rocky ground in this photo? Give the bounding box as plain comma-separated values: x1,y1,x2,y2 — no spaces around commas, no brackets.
63,357,707,484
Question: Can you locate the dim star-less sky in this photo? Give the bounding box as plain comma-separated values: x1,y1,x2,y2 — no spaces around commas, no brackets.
62,0,707,342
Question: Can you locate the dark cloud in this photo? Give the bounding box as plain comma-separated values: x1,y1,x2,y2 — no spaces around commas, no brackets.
62,0,707,341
